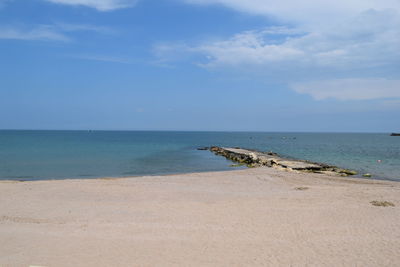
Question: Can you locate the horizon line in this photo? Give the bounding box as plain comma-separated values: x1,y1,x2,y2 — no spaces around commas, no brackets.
0,129,394,134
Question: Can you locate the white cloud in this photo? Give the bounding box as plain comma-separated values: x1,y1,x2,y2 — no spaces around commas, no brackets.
0,25,69,41
183,0,400,28
194,27,305,66
175,0,400,74
154,8,400,101
291,79,400,100
191,9,400,70
0,23,111,41
43,0,137,11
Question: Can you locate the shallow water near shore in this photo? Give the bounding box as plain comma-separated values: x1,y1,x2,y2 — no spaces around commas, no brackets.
0,130,399,181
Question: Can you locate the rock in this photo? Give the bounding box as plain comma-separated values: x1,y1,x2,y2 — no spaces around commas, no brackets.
363,173,372,177
338,169,358,176
208,146,358,177
229,163,245,167
295,187,309,190
197,147,209,151
370,200,395,207
248,152,258,160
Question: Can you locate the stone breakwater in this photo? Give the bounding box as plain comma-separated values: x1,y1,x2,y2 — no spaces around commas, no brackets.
209,147,357,176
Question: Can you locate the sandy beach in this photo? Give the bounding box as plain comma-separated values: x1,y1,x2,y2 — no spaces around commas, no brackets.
1,167,399,267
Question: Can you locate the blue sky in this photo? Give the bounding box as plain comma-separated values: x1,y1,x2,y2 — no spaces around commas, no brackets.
0,0,399,131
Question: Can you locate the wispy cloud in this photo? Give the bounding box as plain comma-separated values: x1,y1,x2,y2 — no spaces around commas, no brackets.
152,27,306,67
71,54,130,64
155,7,400,101
190,10,400,70
55,23,113,34
0,23,112,41
152,42,196,67
0,25,69,41
43,0,138,11
291,79,400,100
183,0,400,28
194,28,305,66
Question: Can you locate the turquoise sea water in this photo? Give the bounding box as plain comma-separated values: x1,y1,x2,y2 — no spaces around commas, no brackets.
0,130,399,181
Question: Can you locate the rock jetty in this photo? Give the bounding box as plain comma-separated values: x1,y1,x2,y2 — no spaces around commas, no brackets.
209,146,357,176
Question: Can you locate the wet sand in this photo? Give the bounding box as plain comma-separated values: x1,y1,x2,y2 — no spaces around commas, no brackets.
0,167,399,266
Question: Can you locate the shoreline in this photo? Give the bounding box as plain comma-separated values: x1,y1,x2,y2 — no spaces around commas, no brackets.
3,146,395,183
1,167,399,266
1,166,397,184
0,155,393,184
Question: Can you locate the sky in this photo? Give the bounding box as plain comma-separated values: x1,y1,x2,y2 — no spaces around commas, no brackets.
0,0,399,132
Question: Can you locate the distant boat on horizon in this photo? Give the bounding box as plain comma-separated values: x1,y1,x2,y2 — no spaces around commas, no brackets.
390,133,400,136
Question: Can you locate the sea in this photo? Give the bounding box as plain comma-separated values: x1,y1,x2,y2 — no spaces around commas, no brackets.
0,130,399,181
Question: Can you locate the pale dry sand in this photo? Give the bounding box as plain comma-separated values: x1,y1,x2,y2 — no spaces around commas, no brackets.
0,167,399,267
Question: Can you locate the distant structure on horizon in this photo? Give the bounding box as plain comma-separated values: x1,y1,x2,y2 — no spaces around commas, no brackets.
390,133,400,136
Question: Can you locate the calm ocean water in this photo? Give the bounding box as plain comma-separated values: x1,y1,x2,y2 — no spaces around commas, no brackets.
0,130,399,181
